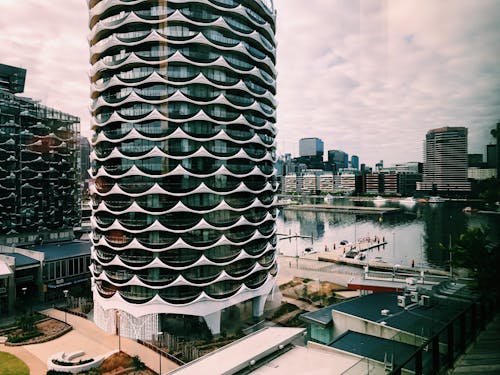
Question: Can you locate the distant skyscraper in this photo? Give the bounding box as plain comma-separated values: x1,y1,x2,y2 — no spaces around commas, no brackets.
486,144,497,169
0,63,80,245
299,137,324,158
351,155,359,170
88,0,278,339
417,127,471,194
328,150,348,171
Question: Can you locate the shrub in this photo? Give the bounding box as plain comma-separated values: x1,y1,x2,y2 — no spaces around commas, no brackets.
52,358,94,366
132,355,145,371
8,330,43,343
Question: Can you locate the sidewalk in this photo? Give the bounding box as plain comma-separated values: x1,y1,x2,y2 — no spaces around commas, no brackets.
0,343,47,374
42,309,179,374
2,309,179,375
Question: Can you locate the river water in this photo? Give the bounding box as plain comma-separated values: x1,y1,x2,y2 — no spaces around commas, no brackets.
276,198,499,270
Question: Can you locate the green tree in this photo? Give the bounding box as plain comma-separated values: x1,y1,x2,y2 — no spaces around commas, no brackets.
475,177,500,207
449,227,500,299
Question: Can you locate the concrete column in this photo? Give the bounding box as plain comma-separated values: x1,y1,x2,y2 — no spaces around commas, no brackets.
7,273,15,314
204,310,221,336
36,263,44,304
252,294,267,320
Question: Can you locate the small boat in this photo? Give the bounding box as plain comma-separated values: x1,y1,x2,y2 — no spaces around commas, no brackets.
399,197,417,207
428,196,445,203
355,252,366,260
373,196,387,206
303,247,317,255
324,194,334,203
345,249,358,259
462,206,478,213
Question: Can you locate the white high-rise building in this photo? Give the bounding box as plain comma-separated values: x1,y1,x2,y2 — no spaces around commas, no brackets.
88,0,278,339
417,127,471,193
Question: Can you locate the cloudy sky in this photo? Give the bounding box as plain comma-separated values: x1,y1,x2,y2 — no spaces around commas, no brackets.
1,0,499,166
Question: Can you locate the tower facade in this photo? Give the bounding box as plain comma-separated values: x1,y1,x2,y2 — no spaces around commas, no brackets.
88,0,278,339
417,127,471,194
0,63,80,246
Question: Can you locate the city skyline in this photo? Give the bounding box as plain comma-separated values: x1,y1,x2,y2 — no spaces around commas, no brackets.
0,0,499,166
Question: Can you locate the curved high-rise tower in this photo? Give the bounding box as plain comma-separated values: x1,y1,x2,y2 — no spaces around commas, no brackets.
88,0,277,339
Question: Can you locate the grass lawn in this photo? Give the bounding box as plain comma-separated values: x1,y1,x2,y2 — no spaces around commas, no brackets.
0,352,29,375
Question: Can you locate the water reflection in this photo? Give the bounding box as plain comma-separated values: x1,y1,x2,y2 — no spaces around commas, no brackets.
277,200,499,270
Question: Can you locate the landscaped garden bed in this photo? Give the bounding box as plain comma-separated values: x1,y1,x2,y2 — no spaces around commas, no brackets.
4,314,71,346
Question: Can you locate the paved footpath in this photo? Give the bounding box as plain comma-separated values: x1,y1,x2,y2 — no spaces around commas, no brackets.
0,343,47,375
1,309,179,375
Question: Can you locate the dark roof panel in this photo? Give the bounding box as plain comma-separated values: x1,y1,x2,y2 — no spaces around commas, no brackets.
331,292,404,322
31,241,91,261
329,331,436,372
300,305,337,325
9,253,38,267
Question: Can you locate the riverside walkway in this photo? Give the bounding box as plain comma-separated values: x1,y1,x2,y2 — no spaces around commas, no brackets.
450,312,500,375
317,252,450,276
283,204,400,215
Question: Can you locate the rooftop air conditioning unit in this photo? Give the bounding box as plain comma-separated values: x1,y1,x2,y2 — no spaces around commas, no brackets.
381,309,390,316
397,295,411,308
410,291,419,303
406,277,416,285
420,295,431,307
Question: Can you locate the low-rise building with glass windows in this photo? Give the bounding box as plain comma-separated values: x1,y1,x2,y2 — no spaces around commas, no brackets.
88,0,278,339
0,241,91,317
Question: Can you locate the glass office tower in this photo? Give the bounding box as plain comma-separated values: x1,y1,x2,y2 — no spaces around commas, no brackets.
88,0,278,339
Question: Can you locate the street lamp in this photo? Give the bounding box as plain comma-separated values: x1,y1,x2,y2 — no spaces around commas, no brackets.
21,287,29,314
158,331,163,375
63,289,69,323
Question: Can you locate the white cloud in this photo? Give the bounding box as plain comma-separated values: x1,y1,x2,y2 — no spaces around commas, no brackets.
0,0,498,167
276,0,500,165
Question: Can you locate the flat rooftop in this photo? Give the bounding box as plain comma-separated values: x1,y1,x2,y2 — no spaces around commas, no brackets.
331,292,404,322
7,252,39,267
347,276,437,292
331,291,472,339
383,297,471,337
300,305,337,326
31,240,91,261
329,331,436,373
168,327,305,375
251,344,359,375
